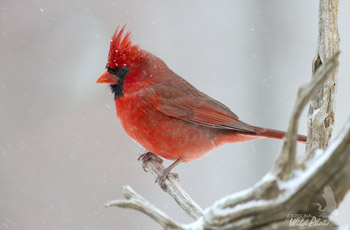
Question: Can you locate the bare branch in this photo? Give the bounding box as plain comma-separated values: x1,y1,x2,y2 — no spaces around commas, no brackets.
105,185,183,230
142,155,204,220
307,0,340,158
274,52,339,180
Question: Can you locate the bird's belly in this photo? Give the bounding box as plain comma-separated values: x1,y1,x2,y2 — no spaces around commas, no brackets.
115,96,220,162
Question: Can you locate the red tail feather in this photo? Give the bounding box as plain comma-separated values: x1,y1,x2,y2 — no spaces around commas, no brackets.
252,126,307,143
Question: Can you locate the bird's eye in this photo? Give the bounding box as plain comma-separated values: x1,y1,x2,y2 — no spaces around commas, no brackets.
119,67,129,75
117,67,129,78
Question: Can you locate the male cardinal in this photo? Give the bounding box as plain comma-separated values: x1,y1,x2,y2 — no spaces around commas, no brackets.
97,25,306,183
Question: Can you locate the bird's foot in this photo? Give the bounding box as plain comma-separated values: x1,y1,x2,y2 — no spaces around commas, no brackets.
137,152,163,172
155,158,183,189
138,154,182,190
155,169,179,190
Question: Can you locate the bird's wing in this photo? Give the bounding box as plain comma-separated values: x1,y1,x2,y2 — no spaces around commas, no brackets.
152,83,256,133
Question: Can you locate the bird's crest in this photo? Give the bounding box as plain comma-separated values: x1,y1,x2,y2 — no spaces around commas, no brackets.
107,25,139,69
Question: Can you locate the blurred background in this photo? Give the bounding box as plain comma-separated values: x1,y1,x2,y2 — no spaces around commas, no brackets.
1,0,349,229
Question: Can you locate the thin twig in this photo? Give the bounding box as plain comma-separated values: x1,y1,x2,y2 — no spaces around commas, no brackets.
142,155,204,220
105,185,184,230
273,52,339,180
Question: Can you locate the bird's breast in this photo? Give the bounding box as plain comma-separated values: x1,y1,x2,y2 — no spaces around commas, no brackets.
114,92,224,162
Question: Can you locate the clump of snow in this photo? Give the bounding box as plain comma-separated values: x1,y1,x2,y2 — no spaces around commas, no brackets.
311,108,320,120
307,148,324,166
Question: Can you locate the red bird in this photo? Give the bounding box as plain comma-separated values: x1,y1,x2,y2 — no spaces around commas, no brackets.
97,25,306,183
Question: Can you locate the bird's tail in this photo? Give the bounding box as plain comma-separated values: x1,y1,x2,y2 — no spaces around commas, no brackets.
251,126,307,143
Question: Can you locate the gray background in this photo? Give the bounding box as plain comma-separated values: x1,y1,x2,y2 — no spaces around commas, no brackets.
1,0,349,229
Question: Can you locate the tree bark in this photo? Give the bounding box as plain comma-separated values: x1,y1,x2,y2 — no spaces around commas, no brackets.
306,0,340,158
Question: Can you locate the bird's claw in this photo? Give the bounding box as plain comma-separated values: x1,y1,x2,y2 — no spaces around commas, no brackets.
138,153,181,190
138,152,163,172
155,171,179,190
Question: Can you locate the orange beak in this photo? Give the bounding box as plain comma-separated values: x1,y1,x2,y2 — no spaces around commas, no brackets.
96,70,119,84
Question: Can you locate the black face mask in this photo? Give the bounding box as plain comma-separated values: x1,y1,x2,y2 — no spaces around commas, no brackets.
107,66,129,98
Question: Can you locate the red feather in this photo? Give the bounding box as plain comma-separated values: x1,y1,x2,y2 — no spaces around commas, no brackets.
107,25,139,68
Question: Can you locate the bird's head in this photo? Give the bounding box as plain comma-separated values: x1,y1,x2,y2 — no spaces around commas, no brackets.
97,25,144,98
